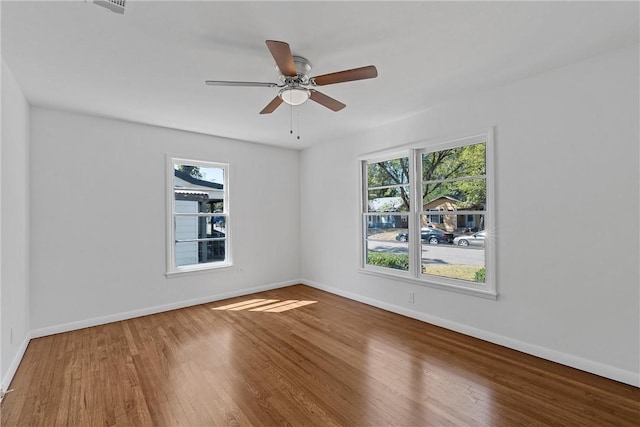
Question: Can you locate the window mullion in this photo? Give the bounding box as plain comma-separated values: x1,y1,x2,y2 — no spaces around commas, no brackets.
360,160,368,269
409,149,421,278
176,237,226,243
174,213,222,217
422,174,486,186
368,183,409,191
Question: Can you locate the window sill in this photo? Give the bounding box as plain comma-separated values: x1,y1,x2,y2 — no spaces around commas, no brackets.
358,267,497,300
166,262,234,278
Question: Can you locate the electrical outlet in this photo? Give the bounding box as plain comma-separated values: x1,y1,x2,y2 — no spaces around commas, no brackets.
408,292,415,303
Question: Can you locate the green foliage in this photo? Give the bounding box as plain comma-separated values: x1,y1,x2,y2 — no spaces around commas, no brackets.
422,142,486,207
367,144,486,212
367,252,409,270
367,157,410,211
365,145,488,282
177,165,203,179
367,157,410,187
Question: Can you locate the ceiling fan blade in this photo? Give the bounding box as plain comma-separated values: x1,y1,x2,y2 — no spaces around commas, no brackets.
205,80,278,88
265,40,297,77
309,90,346,112
259,96,284,114
312,65,378,86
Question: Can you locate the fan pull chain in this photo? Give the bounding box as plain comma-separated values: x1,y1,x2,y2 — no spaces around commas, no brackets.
287,104,301,140
290,103,293,135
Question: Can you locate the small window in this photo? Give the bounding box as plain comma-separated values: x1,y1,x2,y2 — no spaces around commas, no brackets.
167,157,231,275
427,209,444,224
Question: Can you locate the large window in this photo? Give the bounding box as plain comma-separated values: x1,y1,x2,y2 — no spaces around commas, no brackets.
167,157,231,275
360,131,495,298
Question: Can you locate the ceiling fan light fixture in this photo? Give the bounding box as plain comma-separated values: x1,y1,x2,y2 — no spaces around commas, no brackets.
279,87,310,106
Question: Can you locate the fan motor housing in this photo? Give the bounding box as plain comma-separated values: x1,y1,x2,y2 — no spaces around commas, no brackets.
277,56,312,84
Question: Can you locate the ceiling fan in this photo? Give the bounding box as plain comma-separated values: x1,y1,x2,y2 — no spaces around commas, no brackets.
205,40,378,114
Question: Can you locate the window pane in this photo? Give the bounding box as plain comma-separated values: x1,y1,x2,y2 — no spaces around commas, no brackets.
423,142,485,182
422,178,486,211
176,240,226,266
366,214,409,230
419,214,485,234
421,214,486,283
416,216,456,241
368,157,409,187
211,214,226,233
368,186,410,212
365,214,409,270
175,215,226,238
174,164,224,186
174,163,225,212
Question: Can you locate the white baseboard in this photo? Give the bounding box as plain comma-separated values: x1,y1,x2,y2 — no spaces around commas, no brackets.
31,279,299,339
301,279,640,388
1,333,31,392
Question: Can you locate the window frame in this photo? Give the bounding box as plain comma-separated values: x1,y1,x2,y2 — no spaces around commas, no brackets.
361,149,413,276
359,130,496,299
166,156,232,276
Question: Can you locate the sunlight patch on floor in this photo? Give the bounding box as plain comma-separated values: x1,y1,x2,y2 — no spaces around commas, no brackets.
229,299,279,310
249,300,298,311
211,299,317,313
210,299,268,310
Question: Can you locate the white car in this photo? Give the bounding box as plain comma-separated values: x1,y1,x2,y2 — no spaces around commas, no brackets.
453,231,485,247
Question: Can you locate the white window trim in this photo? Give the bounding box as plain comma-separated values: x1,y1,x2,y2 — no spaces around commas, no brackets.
359,129,496,299
166,155,233,277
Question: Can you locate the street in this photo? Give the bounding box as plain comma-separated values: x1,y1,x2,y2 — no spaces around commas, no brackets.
367,240,484,266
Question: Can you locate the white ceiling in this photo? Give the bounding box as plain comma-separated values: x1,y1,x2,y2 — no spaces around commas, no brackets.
2,1,638,149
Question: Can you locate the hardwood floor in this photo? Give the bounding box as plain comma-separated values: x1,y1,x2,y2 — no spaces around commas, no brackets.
2,285,638,426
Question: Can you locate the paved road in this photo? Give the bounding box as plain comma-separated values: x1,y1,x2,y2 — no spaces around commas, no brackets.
367,240,484,266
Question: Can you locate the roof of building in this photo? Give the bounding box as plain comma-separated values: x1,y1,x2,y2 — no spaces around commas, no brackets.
174,169,223,189
422,195,461,210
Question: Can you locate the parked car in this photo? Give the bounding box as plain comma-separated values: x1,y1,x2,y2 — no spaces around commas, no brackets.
396,228,454,244
453,231,486,247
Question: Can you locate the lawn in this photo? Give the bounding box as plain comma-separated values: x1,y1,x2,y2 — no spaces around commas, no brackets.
422,264,484,282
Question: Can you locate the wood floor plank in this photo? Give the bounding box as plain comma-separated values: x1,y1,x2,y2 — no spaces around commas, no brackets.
1,284,638,426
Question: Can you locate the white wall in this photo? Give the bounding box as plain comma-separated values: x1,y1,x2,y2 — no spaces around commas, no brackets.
29,108,300,333
1,58,31,389
300,45,640,385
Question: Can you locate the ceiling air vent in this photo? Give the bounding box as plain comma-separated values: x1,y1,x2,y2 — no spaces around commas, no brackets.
94,0,125,14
